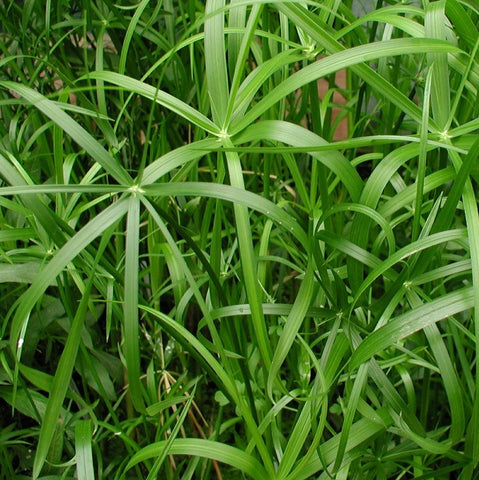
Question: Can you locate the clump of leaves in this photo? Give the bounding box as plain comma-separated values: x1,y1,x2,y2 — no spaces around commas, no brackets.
1,0,479,479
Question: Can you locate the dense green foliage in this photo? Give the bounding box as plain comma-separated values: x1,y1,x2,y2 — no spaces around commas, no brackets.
1,0,479,478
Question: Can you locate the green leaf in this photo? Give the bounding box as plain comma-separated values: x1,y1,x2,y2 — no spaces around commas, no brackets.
75,420,95,480
84,72,220,135
236,120,363,202
142,181,308,248
33,278,94,479
231,37,459,135
267,260,315,399
124,438,268,479
10,199,129,358
145,383,197,480
0,81,132,186
350,287,475,371
351,229,468,308
123,196,145,413
223,136,273,369
205,0,229,126
425,0,450,131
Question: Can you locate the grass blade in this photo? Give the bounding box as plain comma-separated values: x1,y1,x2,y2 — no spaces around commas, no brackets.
267,260,315,399
205,0,229,126
425,0,450,131
0,81,132,185
83,72,220,135
126,438,268,479
237,120,363,201
75,420,95,480
10,199,129,358
124,195,145,413
223,138,273,369
350,287,475,371
33,276,95,479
